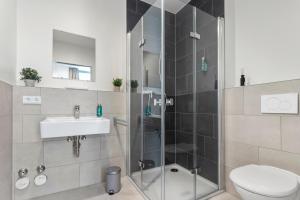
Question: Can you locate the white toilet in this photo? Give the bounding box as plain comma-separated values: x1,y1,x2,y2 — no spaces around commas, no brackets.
230,165,300,200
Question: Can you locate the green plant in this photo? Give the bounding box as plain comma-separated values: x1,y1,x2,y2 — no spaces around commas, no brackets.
112,78,122,87
131,80,139,89
20,68,42,82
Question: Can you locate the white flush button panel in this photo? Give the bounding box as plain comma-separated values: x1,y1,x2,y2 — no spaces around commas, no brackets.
261,93,298,114
23,96,42,105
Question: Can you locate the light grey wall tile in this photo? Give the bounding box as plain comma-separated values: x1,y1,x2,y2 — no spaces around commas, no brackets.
44,136,101,167
281,117,300,154
14,142,44,171
225,115,281,149
225,87,244,115
0,115,12,200
104,113,127,135
259,148,300,175
13,114,23,143
13,86,41,114
70,90,98,114
23,115,45,143
44,139,77,167
0,82,12,117
14,164,80,200
80,160,105,187
79,136,101,163
243,79,300,115
100,134,126,159
41,88,73,115
98,91,126,114
41,88,97,115
0,115,12,153
225,140,259,168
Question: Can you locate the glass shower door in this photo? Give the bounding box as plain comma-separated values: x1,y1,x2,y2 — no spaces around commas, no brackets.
194,8,225,199
141,3,163,200
129,1,164,200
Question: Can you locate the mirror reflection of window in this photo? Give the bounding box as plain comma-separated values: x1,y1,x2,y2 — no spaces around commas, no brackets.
53,62,92,81
52,30,96,82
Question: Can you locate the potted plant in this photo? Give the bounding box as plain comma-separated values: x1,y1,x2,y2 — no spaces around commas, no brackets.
112,78,122,92
131,80,139,92
20,68,42,87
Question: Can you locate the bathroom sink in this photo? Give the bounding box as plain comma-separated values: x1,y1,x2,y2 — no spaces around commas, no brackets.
40,116,110,138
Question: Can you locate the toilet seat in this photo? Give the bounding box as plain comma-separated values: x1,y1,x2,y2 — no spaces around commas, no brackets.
230,165,298,198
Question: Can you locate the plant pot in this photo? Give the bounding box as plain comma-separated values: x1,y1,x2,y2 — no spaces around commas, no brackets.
24,79,36,87
114,86,121,92
131,88,137,93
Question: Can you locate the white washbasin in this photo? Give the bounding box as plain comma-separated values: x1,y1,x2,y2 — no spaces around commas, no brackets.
40,116,110,138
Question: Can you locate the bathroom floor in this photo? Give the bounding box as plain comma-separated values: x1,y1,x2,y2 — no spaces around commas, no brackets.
32,176,239,200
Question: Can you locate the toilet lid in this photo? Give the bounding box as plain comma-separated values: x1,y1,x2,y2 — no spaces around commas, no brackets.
230,165,298,197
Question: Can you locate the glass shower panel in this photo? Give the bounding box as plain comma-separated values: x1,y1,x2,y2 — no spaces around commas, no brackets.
128,1,163,200
195,8,224,198
141,4,163,200
165,3,198,200
129,18,143,188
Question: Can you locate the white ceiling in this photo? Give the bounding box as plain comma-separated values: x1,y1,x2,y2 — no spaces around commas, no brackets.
141,0,191,14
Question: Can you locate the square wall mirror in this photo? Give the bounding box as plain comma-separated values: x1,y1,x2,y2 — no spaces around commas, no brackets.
52,30,96,81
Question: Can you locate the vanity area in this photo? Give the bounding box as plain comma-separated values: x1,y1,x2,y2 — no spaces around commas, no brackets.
11,0,127,199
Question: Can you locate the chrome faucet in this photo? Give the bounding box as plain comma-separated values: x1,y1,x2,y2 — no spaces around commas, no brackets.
74,105,80,119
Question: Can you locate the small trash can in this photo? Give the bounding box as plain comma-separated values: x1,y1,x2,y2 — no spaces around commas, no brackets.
106,166,121,195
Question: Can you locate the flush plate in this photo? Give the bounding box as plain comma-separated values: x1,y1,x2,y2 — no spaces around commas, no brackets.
261,93,298,114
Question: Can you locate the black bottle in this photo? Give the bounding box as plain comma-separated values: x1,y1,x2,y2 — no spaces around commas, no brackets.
240,75,245,86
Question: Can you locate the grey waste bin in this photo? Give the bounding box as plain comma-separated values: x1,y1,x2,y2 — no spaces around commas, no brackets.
106,166,121,195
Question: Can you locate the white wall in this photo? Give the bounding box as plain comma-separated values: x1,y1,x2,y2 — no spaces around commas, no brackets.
0,0,16,84
225,0,300,87
16,0,126,91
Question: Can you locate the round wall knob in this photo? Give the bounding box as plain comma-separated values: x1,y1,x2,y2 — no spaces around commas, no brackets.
37,165,46,174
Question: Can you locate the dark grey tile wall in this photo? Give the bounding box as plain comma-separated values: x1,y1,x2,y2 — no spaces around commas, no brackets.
174,3,221,184
189,0,224,17
127,0,151,32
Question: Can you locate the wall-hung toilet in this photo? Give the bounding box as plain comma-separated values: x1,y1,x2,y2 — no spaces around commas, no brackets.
230,165,299,200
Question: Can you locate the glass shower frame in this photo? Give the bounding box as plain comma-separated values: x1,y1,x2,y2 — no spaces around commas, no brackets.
126,1,225,199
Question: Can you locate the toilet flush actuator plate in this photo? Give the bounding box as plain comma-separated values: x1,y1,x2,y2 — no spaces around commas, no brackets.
261,93,298,114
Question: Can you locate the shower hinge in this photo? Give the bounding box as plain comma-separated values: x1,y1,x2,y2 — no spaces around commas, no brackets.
190,32,200,40
138,39,146,47
138,160,145,169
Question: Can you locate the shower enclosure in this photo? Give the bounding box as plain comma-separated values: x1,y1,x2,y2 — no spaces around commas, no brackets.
127,0,224,199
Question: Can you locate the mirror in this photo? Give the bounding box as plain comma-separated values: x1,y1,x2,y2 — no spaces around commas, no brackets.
52,30,96,81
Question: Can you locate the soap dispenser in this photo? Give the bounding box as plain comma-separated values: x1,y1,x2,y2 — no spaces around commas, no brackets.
97,104,103,117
